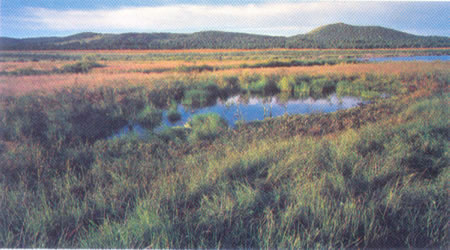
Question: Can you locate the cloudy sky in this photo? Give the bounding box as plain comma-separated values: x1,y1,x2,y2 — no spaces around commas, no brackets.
1,1,448,38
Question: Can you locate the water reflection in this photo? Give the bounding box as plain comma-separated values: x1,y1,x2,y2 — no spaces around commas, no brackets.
362,55,450,62
161,94,365,128
111,93,365,139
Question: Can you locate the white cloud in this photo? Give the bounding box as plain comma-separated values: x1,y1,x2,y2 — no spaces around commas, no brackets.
21,2,449,36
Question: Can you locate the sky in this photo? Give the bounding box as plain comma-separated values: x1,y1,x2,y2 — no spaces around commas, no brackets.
1,1,449,38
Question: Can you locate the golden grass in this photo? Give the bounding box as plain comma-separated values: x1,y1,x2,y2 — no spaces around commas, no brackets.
93,60,262,73
200,61,450,78
0,59,264,74
1,61,448,96
0,73,161,95
0,61,67,72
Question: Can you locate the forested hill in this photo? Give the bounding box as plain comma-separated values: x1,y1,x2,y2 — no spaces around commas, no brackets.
1,23,449,50
288,23,449,49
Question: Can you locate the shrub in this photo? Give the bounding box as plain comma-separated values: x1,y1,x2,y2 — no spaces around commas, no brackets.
188,113,228,143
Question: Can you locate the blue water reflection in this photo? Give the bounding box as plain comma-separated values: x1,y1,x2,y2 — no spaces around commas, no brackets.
161,94,364,129
363,55,449,62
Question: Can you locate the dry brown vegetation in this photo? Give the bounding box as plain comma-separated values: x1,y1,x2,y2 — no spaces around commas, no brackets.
1,59,448,96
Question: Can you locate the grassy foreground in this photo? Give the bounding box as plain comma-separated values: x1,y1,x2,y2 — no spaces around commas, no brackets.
0,65,449,247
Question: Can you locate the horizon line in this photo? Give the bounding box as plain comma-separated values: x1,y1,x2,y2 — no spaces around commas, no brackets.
2,23,449,39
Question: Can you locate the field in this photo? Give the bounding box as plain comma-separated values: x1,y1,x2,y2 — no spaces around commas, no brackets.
0,48,449,248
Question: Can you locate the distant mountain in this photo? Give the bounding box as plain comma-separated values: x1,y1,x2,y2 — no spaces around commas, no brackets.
311,23,417,40
1,23,449,50
287,23,449,48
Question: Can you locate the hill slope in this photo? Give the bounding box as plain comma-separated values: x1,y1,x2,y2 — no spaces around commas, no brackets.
1,23,449,50
309,23,417,40
287,23,449,48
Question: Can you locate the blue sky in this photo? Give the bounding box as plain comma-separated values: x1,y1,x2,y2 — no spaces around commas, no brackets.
1,1,449,38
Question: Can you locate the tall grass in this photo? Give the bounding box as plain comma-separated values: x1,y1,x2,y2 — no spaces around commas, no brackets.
75,94,448,247
134,105,162,129
0,60,104,76
0,68,448,248
187,113,228,143
240,58,357,69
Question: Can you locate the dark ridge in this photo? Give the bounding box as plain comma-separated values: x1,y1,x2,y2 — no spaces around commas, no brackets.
1,23,449,50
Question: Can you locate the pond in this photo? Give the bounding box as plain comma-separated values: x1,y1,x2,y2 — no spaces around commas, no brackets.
161,94,364,128
111,94,366,138
361,55,450,62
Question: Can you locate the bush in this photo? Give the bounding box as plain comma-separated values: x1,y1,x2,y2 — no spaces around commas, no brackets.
188,113,228,143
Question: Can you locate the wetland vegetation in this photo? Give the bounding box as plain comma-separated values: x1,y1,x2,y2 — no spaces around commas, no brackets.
0,48,449,248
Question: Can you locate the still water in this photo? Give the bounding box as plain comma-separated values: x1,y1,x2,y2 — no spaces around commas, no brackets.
363,55,450,62
160,94,364,129
112,94,365,138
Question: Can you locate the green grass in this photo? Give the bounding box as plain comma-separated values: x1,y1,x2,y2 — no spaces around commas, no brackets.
76,95,448,247
0,70,448,248
1,48,448,63
182,89,213,108
240,58,357,69
59,60,104,73
0,60,104,76
187,113,228,143
246,75,280,95
134,105,163,129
